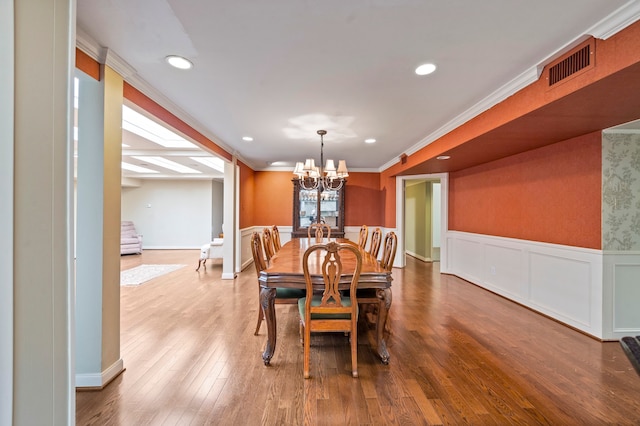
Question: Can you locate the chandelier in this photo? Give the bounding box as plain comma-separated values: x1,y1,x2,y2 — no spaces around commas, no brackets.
293,130,349,191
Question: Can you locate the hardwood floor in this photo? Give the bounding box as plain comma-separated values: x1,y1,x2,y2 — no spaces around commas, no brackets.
76,250,640,425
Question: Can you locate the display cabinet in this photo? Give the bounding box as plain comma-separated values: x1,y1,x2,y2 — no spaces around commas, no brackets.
292,179,345,238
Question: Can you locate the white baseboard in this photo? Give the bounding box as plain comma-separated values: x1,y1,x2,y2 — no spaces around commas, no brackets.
76,358,124,389
406,250,432,262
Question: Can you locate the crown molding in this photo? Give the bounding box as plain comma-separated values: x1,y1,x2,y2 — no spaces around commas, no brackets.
75,27,102,61
587,0,640,40
76,28,238,166
377,4,640,174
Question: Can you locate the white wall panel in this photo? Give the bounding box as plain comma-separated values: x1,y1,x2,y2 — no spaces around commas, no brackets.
613,264,640,330
445,231,606,339
485,244,523,299
603,253,640,338
529,252,592,327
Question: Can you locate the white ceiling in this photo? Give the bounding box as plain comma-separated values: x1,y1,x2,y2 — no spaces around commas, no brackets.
76,0,639,179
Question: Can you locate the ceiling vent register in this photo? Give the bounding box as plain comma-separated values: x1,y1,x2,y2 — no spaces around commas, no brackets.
547,39,594,87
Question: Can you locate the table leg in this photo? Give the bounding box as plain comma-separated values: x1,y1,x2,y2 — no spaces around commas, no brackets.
376,288,392,364
260,287,277,365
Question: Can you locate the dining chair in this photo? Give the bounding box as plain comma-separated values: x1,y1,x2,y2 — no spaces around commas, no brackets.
308,222,331,242
271,225,282,251
357,225,368,249
379,231,398,272
298,241,363,378
251,232,304,335
262,227,276,262
358,231,397,333
368,227,383,258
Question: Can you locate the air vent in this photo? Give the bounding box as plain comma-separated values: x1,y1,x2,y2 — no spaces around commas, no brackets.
547,39,594,87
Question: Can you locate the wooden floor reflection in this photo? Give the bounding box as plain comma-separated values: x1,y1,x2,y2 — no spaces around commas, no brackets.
76,249,640,425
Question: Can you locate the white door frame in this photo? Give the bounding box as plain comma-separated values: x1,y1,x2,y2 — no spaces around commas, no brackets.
395,173,449,272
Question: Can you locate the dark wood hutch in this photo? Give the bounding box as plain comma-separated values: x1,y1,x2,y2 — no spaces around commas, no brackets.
291,179,345,238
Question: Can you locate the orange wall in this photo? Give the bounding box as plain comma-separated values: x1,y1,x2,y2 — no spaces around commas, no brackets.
449,132,602,248
238,161,255,229
246,171,385,228
75,48,100,80
253,171,294,226
344,173,383,226
379,21,640,247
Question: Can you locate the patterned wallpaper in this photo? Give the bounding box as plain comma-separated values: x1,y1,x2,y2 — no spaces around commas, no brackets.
602,132,640,250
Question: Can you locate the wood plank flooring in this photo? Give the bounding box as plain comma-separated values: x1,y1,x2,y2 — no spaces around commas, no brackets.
76,250,640,425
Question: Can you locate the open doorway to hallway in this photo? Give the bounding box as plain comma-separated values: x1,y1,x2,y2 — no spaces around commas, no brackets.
395,173,448,271
404,179,441,262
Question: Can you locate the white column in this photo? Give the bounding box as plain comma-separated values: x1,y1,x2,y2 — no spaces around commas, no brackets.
75,66,124,388
12,0,75,424
0,0,15,424
222,158,238,279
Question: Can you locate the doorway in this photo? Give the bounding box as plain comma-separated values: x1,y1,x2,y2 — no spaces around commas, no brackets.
395,173,448,271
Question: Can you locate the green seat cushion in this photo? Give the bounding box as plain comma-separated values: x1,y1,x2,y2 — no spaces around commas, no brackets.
298,295,355,320
276,288,306,299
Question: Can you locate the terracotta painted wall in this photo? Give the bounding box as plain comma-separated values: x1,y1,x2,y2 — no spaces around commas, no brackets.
344,172,383,226
248,171,384,227
449,132,602,249
75,48,100,80
239,161,255,229
253,171,293,227
379,22,640,242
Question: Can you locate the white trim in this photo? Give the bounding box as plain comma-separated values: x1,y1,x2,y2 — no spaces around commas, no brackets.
75,358,124,388
75,30,239,167
378,4,640,174
586,0,640,40
603,252,640,340
396,173,449,271
0,0,14,422
221,160,237,280
445,231,609,339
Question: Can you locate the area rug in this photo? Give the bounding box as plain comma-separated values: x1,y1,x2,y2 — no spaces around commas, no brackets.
120,264,186,286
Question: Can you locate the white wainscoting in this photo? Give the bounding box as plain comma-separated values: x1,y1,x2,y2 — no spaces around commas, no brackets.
240,226,295,270
445,231,608,339
603,252,640,340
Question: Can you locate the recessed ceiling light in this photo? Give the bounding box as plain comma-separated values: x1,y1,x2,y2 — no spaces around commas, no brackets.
365,138,376,144
242,136,254,142
436,155,451,160
415,63,437,76
165,55,193,70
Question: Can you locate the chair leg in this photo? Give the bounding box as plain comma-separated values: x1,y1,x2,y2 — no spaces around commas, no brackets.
351,319,358,378
303,324,311,379
254,304,263,336
196,259,202,271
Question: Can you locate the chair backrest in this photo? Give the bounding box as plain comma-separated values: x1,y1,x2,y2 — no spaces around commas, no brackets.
250,232,267,277
357,225,368,249
271,225,282,251
308,222,331,242
380,231,398,272
302,241,363,318
262,227,276,261
368,227,383,258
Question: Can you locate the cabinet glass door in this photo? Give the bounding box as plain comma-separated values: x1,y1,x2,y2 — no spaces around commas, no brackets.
293,180,345,237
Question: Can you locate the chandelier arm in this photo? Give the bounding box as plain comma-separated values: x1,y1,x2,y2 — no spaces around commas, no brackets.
294,129,347,196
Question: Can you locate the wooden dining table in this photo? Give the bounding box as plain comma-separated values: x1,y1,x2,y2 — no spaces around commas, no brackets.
258,237,393,366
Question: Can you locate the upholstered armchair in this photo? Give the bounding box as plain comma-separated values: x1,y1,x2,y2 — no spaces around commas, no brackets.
120,221,143,255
